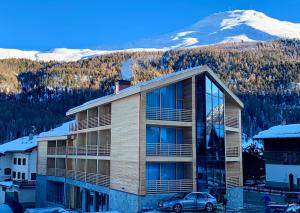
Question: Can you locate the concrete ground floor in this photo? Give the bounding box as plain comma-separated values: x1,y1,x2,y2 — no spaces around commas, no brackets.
36,175,244,213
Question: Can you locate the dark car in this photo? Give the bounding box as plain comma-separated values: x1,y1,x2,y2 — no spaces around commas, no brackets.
158,192,217,212
285,192,300,204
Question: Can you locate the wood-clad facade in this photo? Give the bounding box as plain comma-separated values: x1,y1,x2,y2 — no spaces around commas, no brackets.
37,66,243,212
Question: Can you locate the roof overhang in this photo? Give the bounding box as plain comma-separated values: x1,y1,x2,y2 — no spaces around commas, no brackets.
66,65,243,115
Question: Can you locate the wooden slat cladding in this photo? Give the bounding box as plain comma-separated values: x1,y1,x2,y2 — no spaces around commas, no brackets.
37,141,47,175
110,94,141,194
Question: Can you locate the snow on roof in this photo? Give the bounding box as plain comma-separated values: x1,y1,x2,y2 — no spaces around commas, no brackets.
253,124,300,139
0,136,37,154
38,120,74,139
0,181,13,188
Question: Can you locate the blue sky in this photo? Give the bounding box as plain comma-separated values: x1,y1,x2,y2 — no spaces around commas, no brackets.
1,0,300,50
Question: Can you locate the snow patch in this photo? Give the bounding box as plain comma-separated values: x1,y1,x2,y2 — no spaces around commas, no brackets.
220,34,256,43
253,124,300,139
172,31,195,40
38,121,74,138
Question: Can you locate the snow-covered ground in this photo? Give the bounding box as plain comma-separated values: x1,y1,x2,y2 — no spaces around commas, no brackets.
1,10,300,62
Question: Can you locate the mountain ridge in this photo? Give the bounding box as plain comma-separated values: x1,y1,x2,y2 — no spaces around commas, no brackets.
1,10,300,62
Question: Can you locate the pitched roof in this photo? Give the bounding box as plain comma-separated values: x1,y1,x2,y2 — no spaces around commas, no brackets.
253,124,300,139
37,120,74,141
0,136,37,154
66,66,243,115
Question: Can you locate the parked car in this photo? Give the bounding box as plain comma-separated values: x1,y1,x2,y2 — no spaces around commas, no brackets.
285,192,300,204
157,192,217,212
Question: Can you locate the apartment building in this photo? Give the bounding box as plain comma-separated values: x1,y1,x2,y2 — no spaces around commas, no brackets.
37,66,243,212
0,135,37,211
254,124,300,191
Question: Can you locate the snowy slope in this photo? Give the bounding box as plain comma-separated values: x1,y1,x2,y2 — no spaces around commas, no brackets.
131,10,300,48
1,10,300,62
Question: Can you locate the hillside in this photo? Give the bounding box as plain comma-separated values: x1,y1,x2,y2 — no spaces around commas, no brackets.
0,39,299,143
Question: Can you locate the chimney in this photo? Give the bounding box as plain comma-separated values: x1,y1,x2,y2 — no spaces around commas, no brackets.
115,80,131,94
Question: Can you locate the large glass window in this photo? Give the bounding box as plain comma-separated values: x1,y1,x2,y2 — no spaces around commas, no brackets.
146,163,184,181
146,126,184,156
146,82,183,121
196,74,225,193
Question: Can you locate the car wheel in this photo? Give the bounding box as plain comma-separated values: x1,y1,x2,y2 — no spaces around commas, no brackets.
205,202,214,212
173,203,182,213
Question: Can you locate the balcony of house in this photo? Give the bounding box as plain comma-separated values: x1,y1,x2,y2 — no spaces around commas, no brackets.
226,172,242,188
226,161,242,188
225,146,240,161
65,159,110,188
70,105,111,132
47,140,67,156
145,79,193,127
146,127,193,162
64,131,111,157
146,162,193,194
46,158,66,177
225,112,240,132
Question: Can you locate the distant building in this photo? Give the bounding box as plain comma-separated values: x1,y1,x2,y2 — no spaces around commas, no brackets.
253,124,300,191
0,135,37,212
36,66,244,212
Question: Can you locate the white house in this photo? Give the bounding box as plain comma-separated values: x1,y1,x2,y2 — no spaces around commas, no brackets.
253,124,300,191
0,135,37,211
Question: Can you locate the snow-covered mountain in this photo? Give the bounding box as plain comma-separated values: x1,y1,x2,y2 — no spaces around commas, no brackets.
132,10,300,48
1,10,300,62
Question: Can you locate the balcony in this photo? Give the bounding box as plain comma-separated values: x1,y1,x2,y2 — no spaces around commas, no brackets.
46,168,66,177
226,146,240,158
146,179,194,194
70,114,111,131
146,143,192,157
66,170,110,187
146,107,192,122
47,145,111,156
225,113,240,129
67,145,110,156
226,176,241,188
47,146,66,155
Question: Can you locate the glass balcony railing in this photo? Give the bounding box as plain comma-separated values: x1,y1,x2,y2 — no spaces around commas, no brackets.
146,107,192,122
66,170,110,187
47,145,111,156
146,179,194,194
70,114,111,131
226,146,240,158
225,113,240,129
146,143,192,157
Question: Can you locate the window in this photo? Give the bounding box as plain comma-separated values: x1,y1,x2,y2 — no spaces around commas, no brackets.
4,168,11,175
31,173,36,180
13,158,16,165
12,171,16,179
17,172,20,179
22,173,25,180
18,158,21,165
22,158,26,165
185,193,197,200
